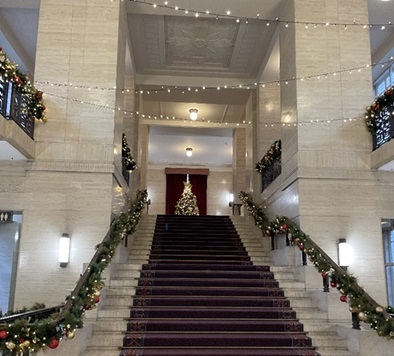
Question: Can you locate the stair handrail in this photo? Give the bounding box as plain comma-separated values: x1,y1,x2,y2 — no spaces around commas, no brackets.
239,191,394,339
0,189,148,353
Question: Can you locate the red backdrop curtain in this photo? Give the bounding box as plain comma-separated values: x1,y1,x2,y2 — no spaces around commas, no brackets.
166,173,207,215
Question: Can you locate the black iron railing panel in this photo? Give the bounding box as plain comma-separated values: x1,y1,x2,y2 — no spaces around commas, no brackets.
0,76,35,139
372,102,394,150
261,157,281,191
122,158,130,185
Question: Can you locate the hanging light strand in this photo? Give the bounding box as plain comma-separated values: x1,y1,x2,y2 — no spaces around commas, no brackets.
126,0,394,29
44,91,365,128
35,57,394,94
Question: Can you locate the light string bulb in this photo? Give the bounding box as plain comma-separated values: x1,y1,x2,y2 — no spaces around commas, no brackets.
35,57,394,94
126,0,394,29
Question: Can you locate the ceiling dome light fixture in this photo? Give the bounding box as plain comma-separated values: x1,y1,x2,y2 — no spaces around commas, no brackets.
189,108,198,121
186,147,193,157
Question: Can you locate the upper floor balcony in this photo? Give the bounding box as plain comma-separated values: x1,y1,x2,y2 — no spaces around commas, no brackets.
0,76,36,160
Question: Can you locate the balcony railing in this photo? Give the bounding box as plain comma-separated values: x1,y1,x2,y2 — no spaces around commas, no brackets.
372,102,394,150
0,76,35,139
261,157,281,191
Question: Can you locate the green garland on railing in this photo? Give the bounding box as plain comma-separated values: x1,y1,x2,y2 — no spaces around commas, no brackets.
0,190,148,353
255,140,281,173
237,192,268,229
0,46,46,121
364,86,394,134
239,191,394,339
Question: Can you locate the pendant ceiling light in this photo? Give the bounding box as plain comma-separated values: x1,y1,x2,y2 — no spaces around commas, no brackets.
186,147,193,157
189,108,198,121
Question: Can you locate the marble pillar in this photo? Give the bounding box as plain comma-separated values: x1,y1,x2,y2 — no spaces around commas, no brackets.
11,0,122,308
272,0,387,302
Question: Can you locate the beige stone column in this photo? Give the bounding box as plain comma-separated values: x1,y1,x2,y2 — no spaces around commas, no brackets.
276,0,387,302
13,0,122,308
233,128,247,203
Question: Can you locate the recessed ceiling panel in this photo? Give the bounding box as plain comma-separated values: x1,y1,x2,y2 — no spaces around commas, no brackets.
165,17,238,70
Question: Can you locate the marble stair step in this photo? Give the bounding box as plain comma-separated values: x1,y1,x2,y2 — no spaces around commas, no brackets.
110,279,139,287
307,332,348,348
98,307,131,318
89,331,124,347
291,307,328,320
93,319,129,332
106,287,137,296
276,280,306,289
82,347,121,356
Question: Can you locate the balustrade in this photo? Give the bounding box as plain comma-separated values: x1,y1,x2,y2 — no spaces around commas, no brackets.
0,76,35,139
261,157,281,191
372,102,394,150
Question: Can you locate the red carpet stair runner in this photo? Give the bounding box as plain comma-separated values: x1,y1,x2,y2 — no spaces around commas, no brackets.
119,215,320,356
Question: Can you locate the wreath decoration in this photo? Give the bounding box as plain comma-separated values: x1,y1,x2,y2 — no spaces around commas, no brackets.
255,140,281,173
365,86,394,134
0,46,46,121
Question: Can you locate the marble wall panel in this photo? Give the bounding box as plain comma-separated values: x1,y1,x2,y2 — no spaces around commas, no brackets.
299,213,386,304
12,170,113,307
146,167,166,215
207,171,233,216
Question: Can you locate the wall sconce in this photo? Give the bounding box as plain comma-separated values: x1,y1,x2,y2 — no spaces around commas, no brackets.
59,233,71,267
186,147,193,157
338,238,352,270
189,108,198,121
228,193,234,207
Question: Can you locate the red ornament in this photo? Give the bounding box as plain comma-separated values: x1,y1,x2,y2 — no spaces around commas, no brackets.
299,244,305,251
330,281,337,288
93,296,100,304
321,272,328,278
48,338,60,349
281,224,288,231
375,104,380,111
385,89,391,97
340,295,347,303
0,330,7,339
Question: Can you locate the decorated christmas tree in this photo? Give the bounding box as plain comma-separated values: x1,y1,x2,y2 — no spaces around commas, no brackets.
175,180,199,215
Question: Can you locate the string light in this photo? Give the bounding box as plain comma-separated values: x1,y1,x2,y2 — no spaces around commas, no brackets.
125,0,394,29
45,91,364,128
36,58,394,94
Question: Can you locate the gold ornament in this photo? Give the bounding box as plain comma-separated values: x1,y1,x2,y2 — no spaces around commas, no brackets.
375,306,384,313
94,291,101,297
22,340,31,348
67,331,75,339
349,306,360,313
6,341,16,350
358,312,367,321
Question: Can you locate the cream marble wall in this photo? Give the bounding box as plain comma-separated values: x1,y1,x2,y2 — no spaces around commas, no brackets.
261,0,389,304
233,129,247,202
0,0,125,308
0,165,114,307
147,166,233,216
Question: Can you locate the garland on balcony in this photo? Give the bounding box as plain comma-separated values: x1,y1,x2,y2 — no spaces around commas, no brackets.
122,133,137,171
364,86,394,134
239,191,394,339
0,46,46,121
0,190,148,353
255,140,281,173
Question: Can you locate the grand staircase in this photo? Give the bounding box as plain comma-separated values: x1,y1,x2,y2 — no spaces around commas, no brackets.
83,214,354,356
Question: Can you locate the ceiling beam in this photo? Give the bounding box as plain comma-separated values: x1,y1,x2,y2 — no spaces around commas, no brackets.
220,105,229,123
